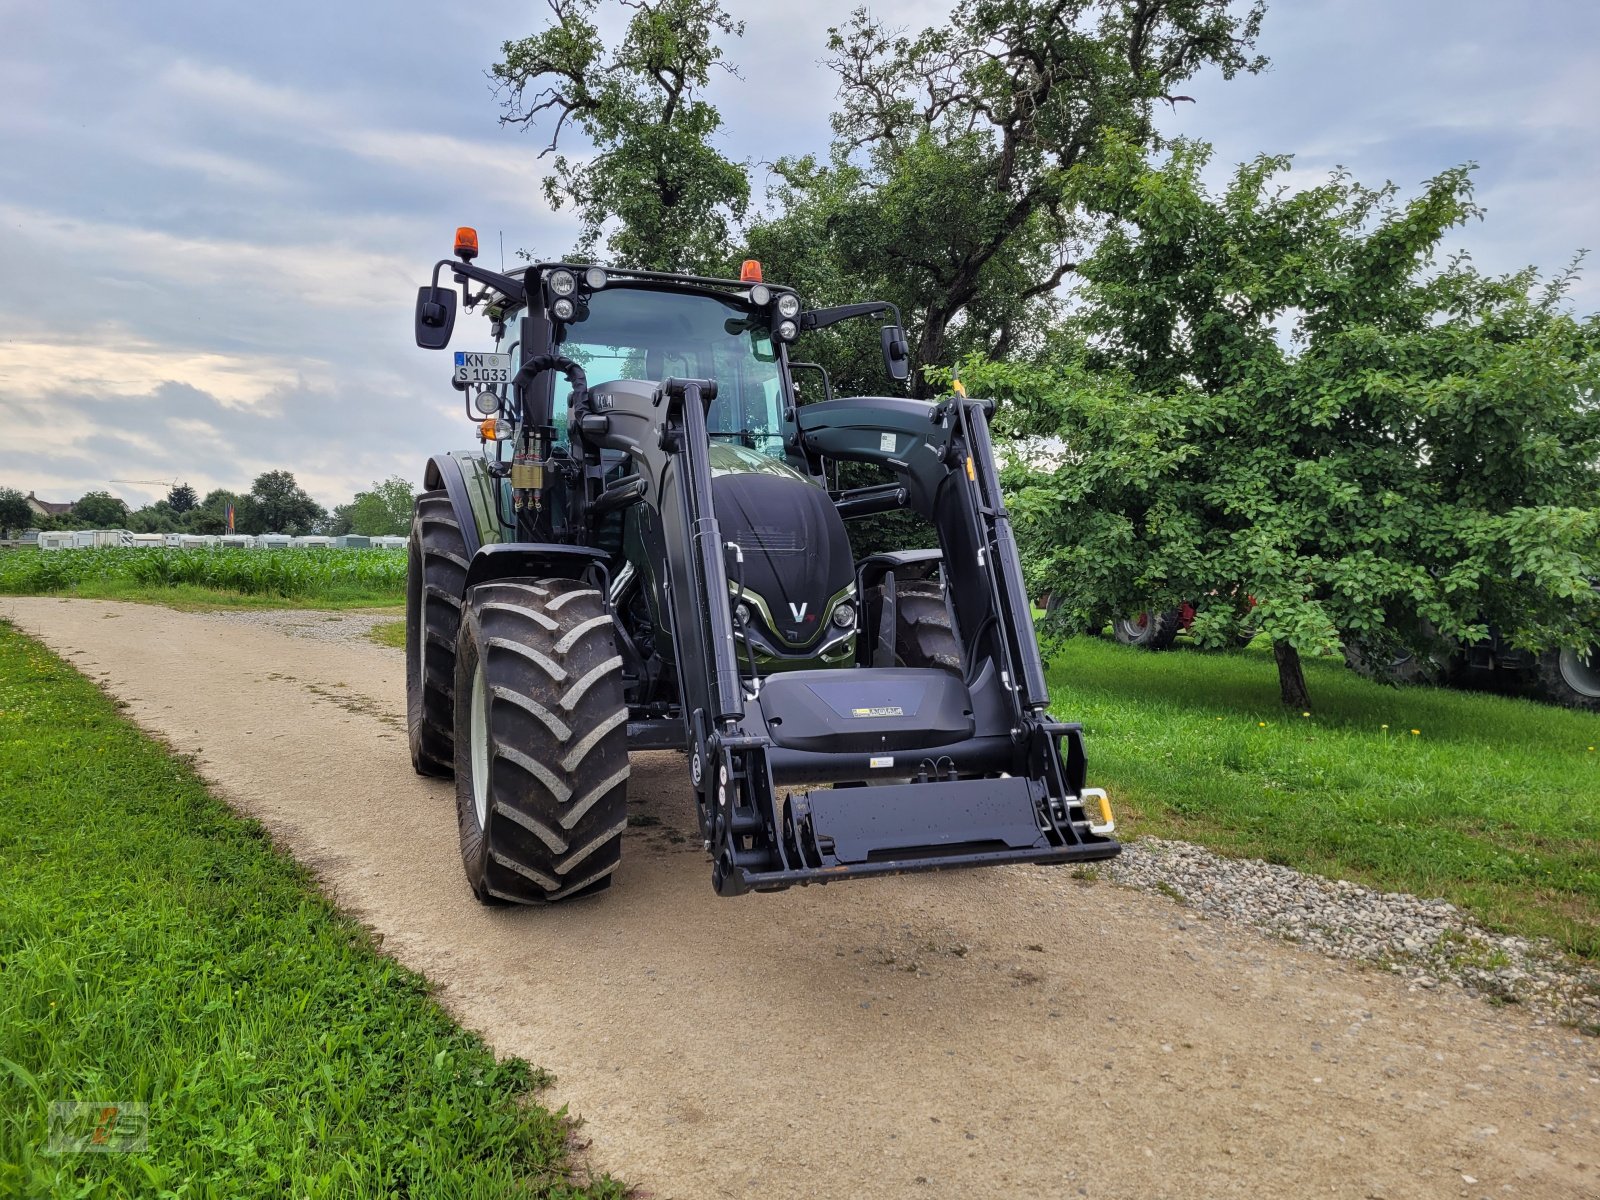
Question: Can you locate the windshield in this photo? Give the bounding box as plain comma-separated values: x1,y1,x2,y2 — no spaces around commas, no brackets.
553,286,786,457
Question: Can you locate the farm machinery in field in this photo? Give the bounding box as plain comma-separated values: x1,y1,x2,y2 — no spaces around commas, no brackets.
405,229,1120,902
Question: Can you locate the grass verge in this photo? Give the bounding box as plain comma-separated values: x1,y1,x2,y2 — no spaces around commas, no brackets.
1047,637,1600,959
368,619,408,649
0,619,621,1198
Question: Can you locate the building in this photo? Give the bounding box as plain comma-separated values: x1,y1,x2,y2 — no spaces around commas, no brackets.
24,491,73,519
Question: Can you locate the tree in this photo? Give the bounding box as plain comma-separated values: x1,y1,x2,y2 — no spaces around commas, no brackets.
493,0,749,273
0,487,31,538
971,144,1600,708
73,490,130,527
748,0,1267,395
166,483,198,514
329,477,417,537
190,489,253,535
128,502,181,534
247,471,325,536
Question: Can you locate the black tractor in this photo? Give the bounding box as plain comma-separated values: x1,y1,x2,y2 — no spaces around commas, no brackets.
406,228,1119,902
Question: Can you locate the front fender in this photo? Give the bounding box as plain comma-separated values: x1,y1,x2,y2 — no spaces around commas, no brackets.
463,543,611,592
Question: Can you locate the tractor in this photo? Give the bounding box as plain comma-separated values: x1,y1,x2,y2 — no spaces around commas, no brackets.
406,228,1120,902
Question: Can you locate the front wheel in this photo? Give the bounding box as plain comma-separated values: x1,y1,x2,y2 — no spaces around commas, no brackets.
453,578,630,904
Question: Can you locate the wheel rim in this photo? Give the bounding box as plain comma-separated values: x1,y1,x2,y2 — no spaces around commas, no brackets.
470,661,491,830
1558,645,1600,699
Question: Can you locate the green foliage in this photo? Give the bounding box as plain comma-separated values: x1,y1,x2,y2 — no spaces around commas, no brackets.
72,490,129,527
165,482,198,513
192,488,253,535
0,488,30,538
493,0,749,273
127,501,181,534
748,0,1267,395
0,548,406,602
972,145,1600,704
0,622,622,1197
329,476,416,537
246,470,326,536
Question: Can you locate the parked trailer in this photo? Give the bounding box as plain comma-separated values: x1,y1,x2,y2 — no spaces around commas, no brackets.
178,534,219,548
333,534,371,549
219,534,256,549
38,532,73,551
257,532,292,549
128,533,165,548
292,536,333,550
370,535,406,549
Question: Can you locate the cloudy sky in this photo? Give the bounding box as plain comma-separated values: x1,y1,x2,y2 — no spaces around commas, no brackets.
2,0,1595,510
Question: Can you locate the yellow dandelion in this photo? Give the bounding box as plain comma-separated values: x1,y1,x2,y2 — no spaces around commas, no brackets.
1257,721,1266,727
1381,724,1388,729
1301,711,1311,718
1410,729,1420,736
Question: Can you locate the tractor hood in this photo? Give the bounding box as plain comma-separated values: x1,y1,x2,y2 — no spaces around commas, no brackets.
708,444,854,649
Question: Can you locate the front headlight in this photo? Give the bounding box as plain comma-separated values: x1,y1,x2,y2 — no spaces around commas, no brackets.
547,269,577,297
551,297,576,320
776,293,801,319
776,319,798,341
831,601,856,629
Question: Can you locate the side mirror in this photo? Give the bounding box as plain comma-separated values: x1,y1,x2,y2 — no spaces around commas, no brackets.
415,285,458,350
880,324,910,382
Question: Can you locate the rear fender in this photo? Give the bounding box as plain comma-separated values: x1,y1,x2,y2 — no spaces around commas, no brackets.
423,452,506,556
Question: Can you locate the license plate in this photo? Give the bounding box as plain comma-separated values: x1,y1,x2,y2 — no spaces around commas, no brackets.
453,351,512,384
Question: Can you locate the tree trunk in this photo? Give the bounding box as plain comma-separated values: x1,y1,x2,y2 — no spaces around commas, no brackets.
1273,640,1312,710
913,307,952,399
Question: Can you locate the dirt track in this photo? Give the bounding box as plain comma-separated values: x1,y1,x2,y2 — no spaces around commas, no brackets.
7,596,1599,1199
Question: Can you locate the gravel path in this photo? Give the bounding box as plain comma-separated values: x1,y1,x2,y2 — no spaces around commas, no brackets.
191,607,399,643
7,596,1599,1200
1106,838,1600,1029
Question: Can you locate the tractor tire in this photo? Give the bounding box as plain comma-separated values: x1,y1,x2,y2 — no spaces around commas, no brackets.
407,490,469,777
1343,631,1451,687
1528,644,1600,711
452,578,630,904
1112,609,1180,650
885,579,962,672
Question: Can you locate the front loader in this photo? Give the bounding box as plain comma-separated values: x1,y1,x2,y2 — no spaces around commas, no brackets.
406,229,1119,902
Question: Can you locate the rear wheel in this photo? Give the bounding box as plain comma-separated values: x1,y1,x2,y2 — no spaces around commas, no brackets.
1113,609,1180,650
453,578,630,904
1529,644,1600,711
885,578,962,672
407,490,469,776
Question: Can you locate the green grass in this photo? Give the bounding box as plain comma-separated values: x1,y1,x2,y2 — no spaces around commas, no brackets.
1047,636,1600,959
0,620,621,1198
0,547,405,608
368,619,408,649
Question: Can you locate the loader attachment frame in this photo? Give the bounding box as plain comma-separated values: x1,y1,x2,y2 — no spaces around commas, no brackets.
568,376,1119,895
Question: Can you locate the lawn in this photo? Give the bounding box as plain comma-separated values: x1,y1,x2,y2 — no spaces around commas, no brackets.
0,547,405,610
0,620,619,1198
1047,636,1600,959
